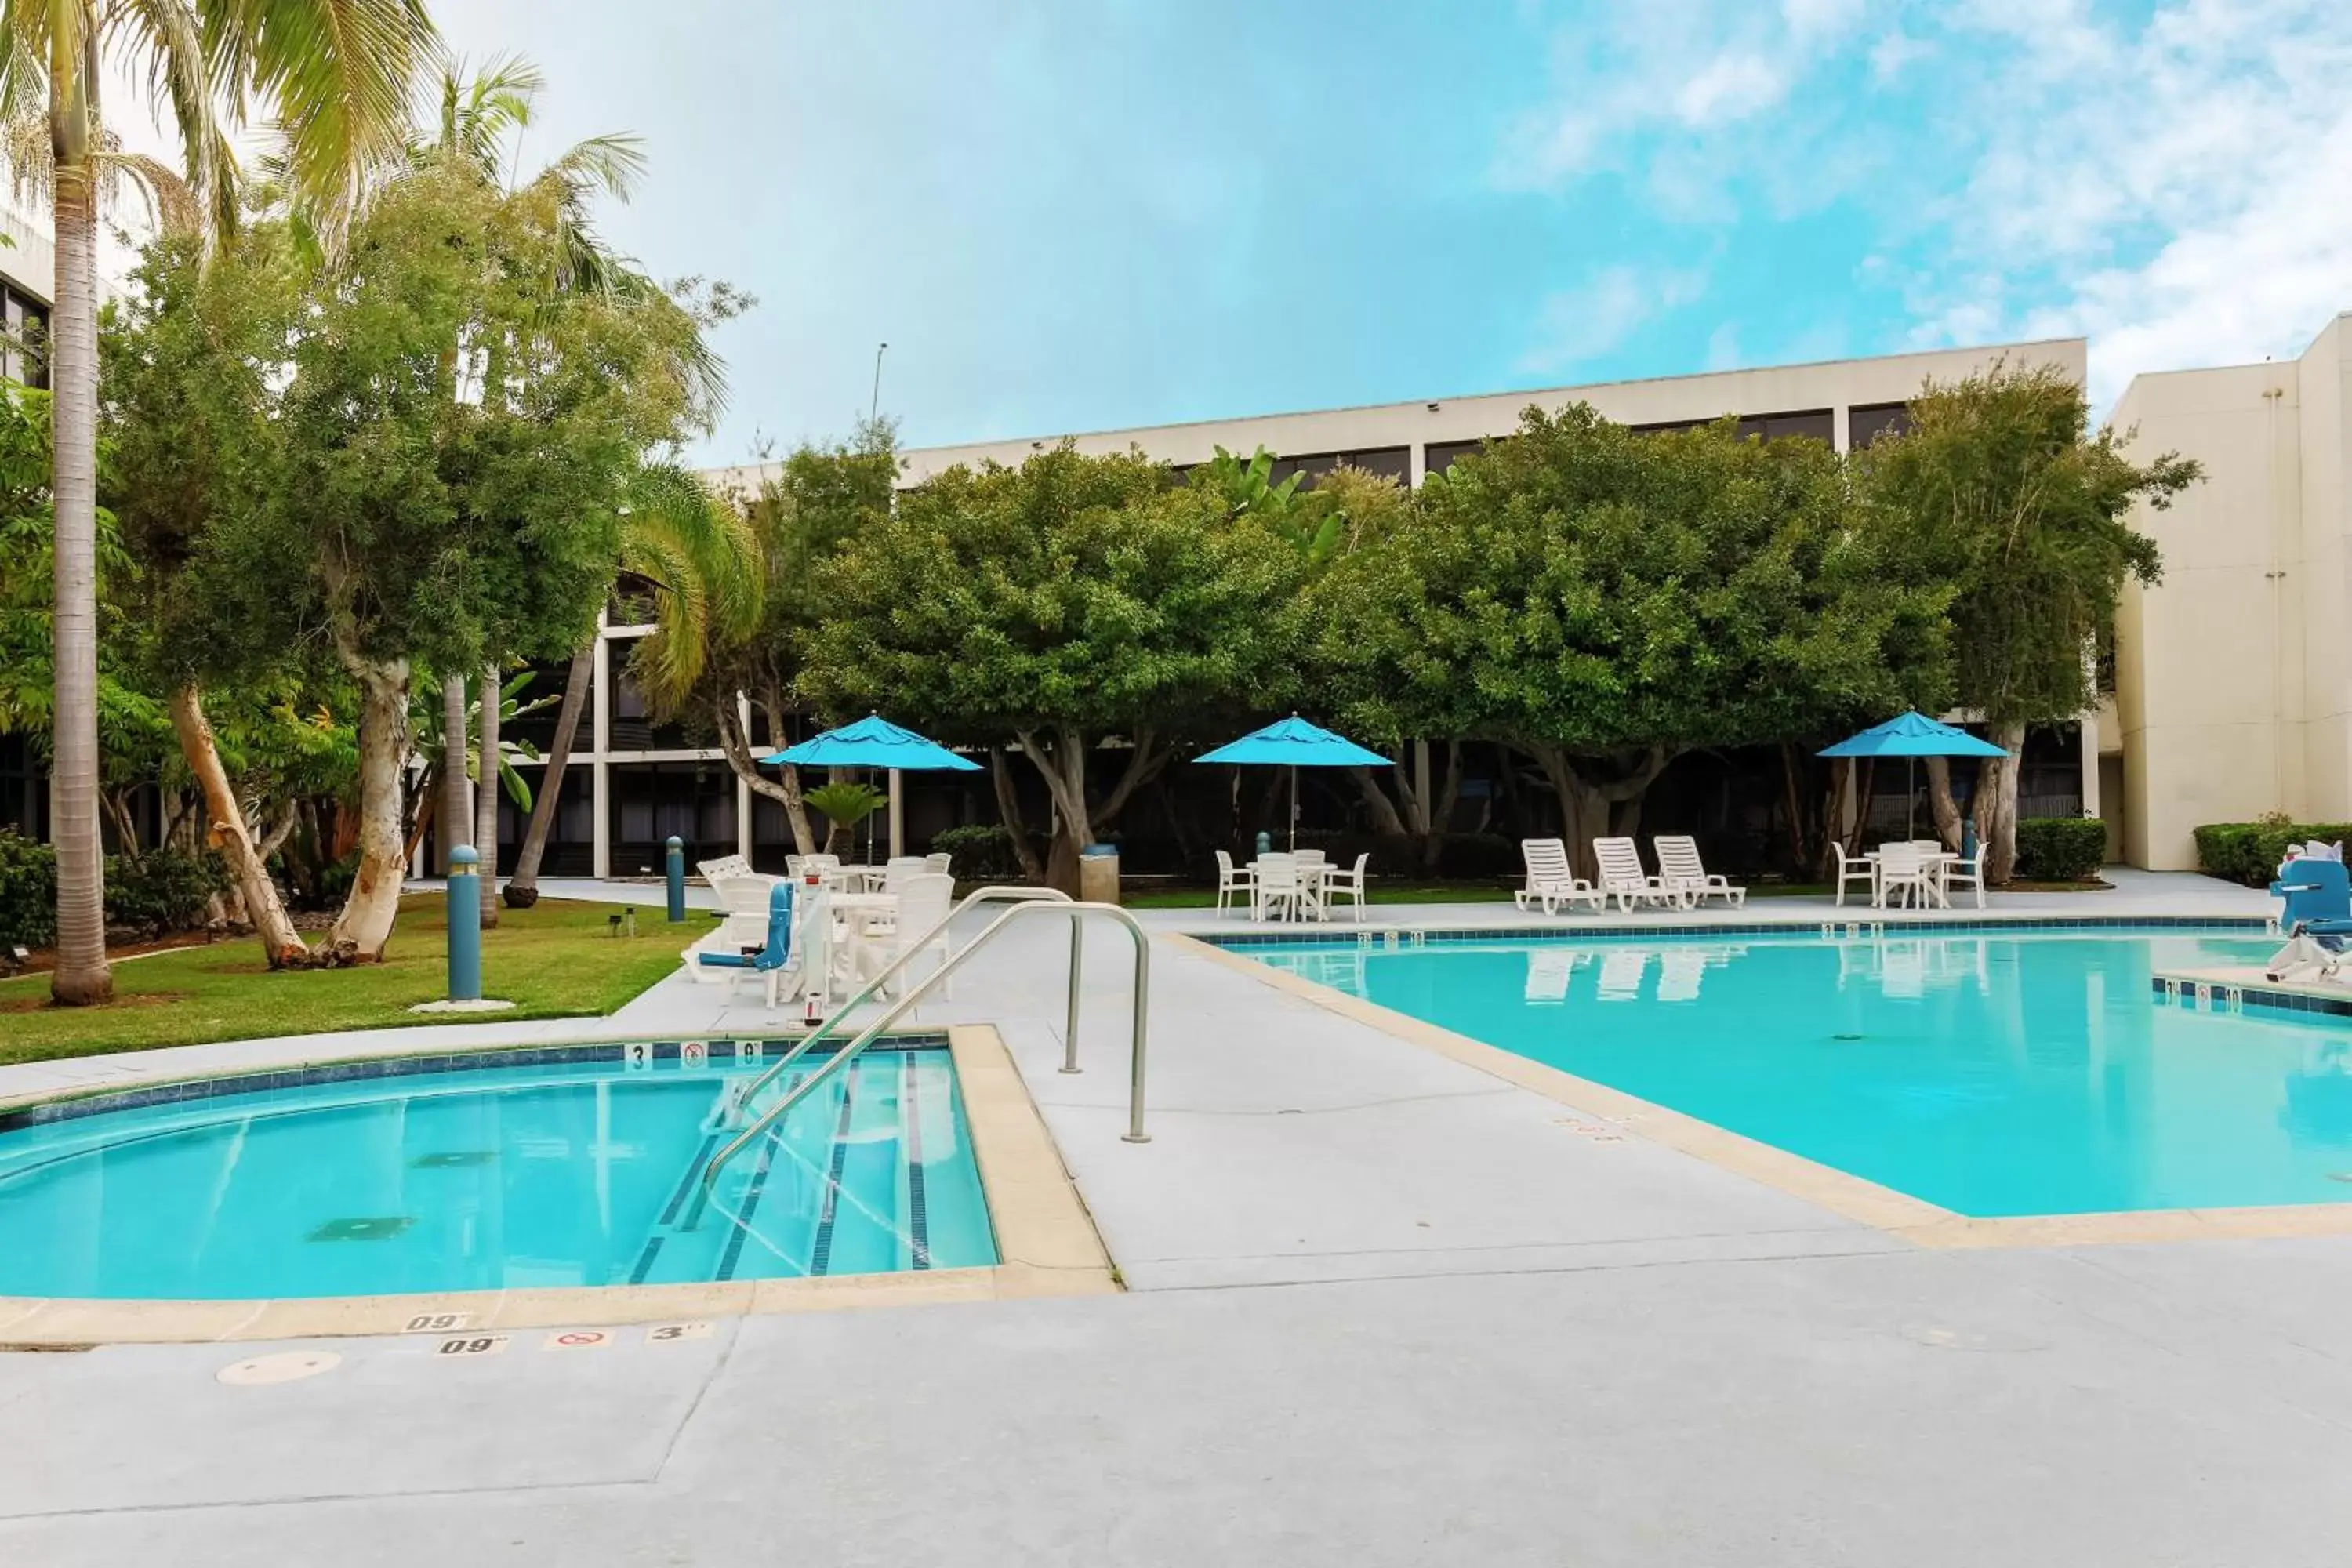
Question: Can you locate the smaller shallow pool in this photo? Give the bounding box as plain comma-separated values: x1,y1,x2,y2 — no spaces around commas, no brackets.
0,1040,996,1301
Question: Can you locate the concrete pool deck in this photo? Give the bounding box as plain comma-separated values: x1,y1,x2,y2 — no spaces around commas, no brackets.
13,869,2352,1565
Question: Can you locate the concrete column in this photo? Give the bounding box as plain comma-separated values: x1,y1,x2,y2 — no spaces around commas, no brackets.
1830,405,1851,456
1408,441,1427,489
2078,713,2100,821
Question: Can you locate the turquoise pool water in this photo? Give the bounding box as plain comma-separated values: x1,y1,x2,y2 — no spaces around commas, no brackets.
0,1046,996,1300
1239,927,2352,1217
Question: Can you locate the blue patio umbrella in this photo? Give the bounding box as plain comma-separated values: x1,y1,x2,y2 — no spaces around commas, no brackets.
1819,711,2009,839
763,714,979,860
1196,715,1391,849
760,713,982,772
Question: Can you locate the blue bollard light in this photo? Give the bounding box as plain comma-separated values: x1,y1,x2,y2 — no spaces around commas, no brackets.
448,844,482,1002
666,835,686,923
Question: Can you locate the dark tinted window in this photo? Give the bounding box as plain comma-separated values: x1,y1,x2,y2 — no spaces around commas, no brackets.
1628,417,1714,437
1735,408,1835,444
1423,439,1487,477
1268,446,1411,488
1848,401,1913,448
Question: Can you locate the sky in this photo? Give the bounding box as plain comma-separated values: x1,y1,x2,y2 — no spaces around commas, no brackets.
118,0,2352,462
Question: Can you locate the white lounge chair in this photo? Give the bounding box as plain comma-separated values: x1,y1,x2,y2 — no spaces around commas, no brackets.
1831,843,1875,907
1516,838,1603,915
1652,835,1745,909
1592,837,1679,912
1213,850,1254,918
696,852,754,884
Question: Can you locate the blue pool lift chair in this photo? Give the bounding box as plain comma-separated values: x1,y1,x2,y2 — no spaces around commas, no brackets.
2266,855,2352,983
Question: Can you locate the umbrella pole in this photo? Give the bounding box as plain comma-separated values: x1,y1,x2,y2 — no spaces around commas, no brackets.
888,768,903,859
1290,765,1298,851
1907,757,1917,840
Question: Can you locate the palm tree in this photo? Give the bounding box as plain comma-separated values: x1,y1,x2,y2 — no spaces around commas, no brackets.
506,463,759,907
0,0,437,1005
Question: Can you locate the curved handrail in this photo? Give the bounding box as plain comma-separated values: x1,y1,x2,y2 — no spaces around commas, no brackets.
733,884,1074,1106
699,900,1151,1200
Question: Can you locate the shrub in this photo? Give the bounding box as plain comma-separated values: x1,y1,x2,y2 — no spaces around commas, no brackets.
2194,821,2352,887
104,847,230,938
0,829,56,950
2012,817,2109,882
929,823,1023,881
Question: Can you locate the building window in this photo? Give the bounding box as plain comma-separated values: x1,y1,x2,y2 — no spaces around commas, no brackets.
1848,402,1912,448
1734,408,1835,445
2,286,46,390
1268,446,1411,488
605,663,692,753
608,760,734,872
505,658,590,754
1422,439,1487,477
1628,417,1713,437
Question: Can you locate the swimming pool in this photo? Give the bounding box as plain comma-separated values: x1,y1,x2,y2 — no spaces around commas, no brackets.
1233,925,2352,1218
0,1040,996,1300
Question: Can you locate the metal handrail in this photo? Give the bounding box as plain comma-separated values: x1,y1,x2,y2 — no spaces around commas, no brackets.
699,899,1151,1201
732,884,1075,1107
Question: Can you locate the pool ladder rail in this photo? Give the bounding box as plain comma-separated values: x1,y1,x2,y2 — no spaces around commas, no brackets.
693,885,1152,1212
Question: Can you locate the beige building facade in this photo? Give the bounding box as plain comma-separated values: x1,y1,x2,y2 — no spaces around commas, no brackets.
2111,314,2352,869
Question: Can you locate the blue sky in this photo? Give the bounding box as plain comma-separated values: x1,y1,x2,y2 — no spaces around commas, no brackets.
430,0,2352,462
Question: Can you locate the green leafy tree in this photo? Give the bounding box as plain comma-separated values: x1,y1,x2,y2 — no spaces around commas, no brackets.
1,0,437,1003
1345,405,1950,876
1860,361,2198,881
188,162,713,960
801,445,1305,887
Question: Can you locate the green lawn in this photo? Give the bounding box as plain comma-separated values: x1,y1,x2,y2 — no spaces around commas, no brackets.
0,896,717,1066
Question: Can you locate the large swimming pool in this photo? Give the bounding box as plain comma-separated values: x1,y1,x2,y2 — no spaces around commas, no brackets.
1236,925,2352,1217
0,1042,996,1300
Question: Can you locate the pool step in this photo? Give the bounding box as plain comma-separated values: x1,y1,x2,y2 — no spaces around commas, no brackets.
625,1058,924,1285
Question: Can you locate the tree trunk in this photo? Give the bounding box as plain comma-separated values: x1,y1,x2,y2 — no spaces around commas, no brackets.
1016,727,1169,894
710,692,817,855
1778,742,1813,873
170,686,310,967
330,658,412,960
1350,764,1410,838
46,169,108,1003
1978,720,2027,884
1423,741,1465,874
1517,744,1671,880
989,746,1045,882
1922,756,1966,851
506,643,592,908
441,671,469,874
475,663,501,927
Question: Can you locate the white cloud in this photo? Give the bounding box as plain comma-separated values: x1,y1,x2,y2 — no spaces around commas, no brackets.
1517,265,1709,374
1673,53,1788,127
1908,0,2352,405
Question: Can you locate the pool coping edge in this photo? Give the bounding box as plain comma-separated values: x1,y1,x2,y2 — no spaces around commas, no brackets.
0,1025,1116,1346
1165,931,2352,1252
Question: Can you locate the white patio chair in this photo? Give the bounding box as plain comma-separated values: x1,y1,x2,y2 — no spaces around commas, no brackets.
710,871,779,920
1323,852,1371,922
1252,854,1303,921
889,872,956,1000
883,855,927,894
1831,843,1875,907
1942,844,1987,909
1592,837,1678,912
1875,843,1936,909
1214,850,1254,918
924,851,953,877
1652,835,1746,909
1516,838,1602,915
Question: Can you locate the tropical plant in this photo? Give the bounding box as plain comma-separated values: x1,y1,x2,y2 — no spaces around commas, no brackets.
1858,361,2198,881
0,0,439,1002
804,779,886,858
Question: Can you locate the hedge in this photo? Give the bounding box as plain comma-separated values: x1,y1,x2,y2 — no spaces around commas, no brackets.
2012,817,2109,882
2194,821,2352,887
928,824,1023,881
0,829,56,949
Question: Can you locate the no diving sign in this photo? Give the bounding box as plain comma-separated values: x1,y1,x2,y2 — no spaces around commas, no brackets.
542,1329,613,1352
